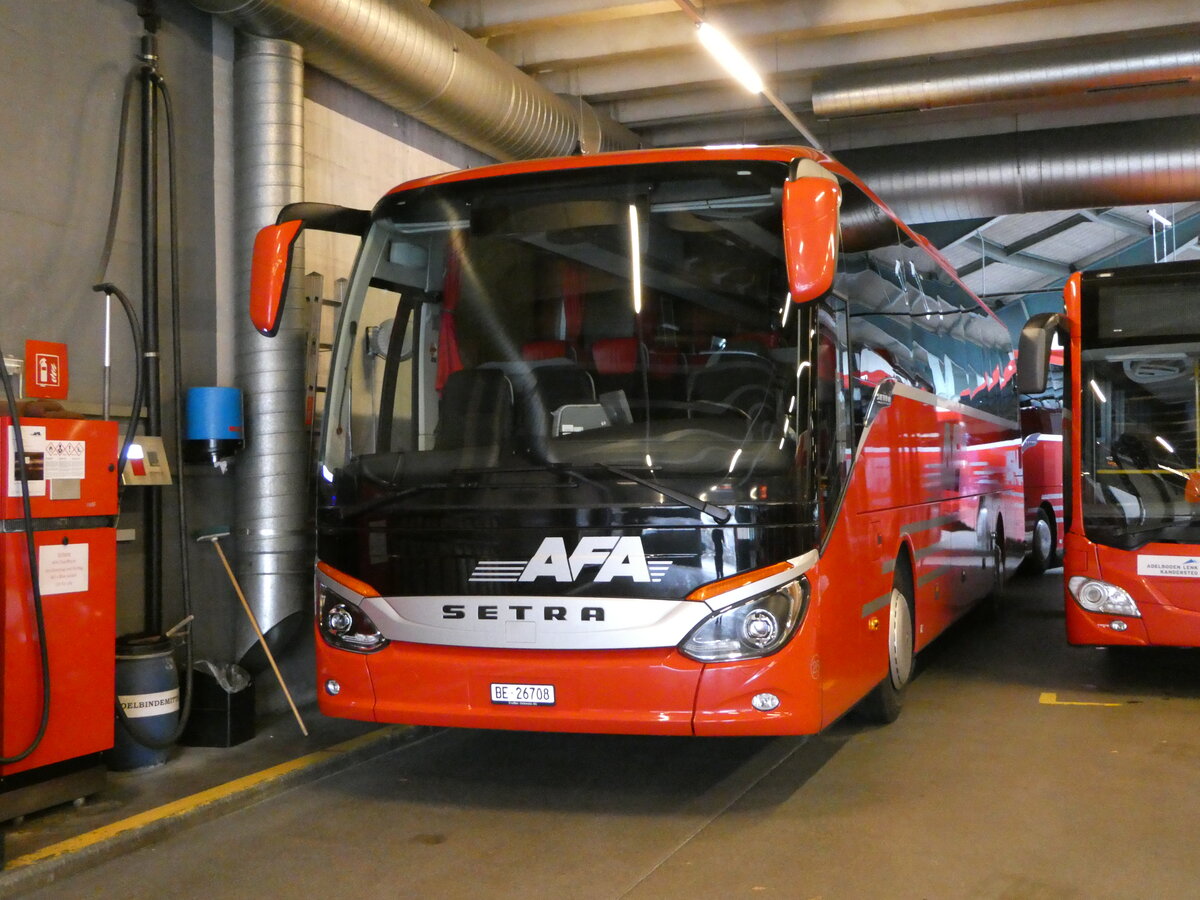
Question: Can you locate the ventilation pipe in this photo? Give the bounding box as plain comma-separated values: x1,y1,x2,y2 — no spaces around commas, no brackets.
191,0,639,160
813,33,1200,119
231,35,308,669
841,115,1200,224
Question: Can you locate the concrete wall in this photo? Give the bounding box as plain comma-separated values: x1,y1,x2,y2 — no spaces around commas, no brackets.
0,0,489,716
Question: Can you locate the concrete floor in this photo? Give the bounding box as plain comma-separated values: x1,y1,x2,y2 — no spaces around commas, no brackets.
11,568,1200,899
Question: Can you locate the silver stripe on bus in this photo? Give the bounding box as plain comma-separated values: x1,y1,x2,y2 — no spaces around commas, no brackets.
700,549,817,612
900,514,958,537
362,593,715,651
861,592,892,618
319,551,820,651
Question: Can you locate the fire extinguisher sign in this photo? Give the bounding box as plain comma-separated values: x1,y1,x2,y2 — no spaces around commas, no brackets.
25,339,69,400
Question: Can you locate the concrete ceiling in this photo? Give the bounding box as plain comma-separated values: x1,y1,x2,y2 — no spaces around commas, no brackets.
427,0,1200,306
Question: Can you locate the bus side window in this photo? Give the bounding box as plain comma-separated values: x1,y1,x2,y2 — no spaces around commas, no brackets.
836,176,906,442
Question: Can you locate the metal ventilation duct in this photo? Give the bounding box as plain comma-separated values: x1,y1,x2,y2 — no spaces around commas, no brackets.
840,115,1200,224
813,33,1200,119
191,0,638,160
231,35,309,668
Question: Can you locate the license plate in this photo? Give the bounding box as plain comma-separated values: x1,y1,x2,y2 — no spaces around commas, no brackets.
490,682,555,706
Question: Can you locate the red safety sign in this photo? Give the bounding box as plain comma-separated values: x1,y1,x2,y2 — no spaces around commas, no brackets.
25,339,69,400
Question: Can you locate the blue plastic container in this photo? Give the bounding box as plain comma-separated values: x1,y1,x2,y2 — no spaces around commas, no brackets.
185,386,244,465
108,633,179,771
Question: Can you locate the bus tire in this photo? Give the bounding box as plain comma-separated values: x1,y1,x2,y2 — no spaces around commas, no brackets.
984,518,1003,595
856,562,914,725
1020,507,1055,576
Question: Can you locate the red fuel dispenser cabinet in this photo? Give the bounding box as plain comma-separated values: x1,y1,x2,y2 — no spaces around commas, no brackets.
1,417,118,818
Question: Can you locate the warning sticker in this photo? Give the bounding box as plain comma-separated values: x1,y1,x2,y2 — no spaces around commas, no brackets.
44,439,85,480
1137,555,1200,578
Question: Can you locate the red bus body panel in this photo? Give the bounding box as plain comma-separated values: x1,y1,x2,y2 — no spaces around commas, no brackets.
1063,533,1200,646
817,389,1022,725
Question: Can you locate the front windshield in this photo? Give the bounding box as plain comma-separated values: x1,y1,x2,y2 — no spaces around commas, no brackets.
322,160,805,489
1081,343,1200,548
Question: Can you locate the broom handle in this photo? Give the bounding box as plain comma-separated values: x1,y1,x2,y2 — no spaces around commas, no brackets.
210,539,308,737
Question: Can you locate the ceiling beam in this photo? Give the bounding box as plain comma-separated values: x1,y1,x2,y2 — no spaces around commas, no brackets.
958,239,1074,279
1081,209,1149,236
530,2,1200,101
430,0,749,39
473,0,1116,70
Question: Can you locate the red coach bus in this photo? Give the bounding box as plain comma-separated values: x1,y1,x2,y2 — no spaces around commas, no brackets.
1022,260,1200,647
251,146,1023,735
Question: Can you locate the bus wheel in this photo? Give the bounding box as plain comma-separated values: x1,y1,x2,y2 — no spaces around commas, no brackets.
857,572,914,725
1020,508,1055,576
991,521,1007,593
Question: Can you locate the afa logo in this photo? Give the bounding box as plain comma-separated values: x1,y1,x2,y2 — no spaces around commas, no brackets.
470,536,672,584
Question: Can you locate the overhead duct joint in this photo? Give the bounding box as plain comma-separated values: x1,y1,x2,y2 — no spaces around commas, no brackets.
190,0,639,160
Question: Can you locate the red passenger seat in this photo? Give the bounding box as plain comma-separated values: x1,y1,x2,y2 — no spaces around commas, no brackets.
590,337,641,374
522,340,576,362
590,337,646,399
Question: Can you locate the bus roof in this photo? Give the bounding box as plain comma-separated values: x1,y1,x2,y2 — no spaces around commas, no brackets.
384,145,830,196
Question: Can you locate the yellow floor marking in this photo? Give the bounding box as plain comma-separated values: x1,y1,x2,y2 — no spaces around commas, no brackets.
1039,691,1123,708
7,725,406,870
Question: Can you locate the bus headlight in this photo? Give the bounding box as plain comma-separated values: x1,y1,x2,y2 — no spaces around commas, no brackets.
680,578,808,662
317,584,389,653
1067,576,1141,618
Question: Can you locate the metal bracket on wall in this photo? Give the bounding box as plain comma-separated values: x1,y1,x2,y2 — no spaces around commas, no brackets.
2,357,21,398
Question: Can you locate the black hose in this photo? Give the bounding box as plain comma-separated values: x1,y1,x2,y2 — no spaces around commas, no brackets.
130,72,194,748
0,342,50,764
93,50,194,751
93,71,139,289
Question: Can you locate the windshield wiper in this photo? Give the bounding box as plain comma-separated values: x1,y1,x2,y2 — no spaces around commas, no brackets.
598,464,732,523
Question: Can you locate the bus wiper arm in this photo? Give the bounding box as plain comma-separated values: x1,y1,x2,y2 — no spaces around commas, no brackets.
599,464,731,524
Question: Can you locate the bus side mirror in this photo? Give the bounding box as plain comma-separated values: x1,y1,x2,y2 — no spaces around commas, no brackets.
249,219,303,337
1016,312,1063,394
782,173,841,303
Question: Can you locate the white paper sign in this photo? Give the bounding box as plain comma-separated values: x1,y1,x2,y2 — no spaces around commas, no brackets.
1137,555,1200,578
44,439,86,479
38,543,89,595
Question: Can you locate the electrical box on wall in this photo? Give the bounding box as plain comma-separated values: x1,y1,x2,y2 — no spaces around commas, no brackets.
120,435,172,486
1,357,21,398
